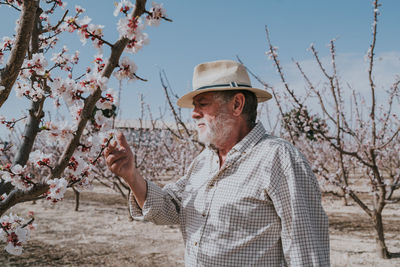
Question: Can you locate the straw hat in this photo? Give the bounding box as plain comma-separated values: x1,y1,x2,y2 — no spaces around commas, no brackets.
177,60,272,108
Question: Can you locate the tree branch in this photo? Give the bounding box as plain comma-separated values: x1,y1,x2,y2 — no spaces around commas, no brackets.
50,0,147,180
40,10,68,34
0,1,21,11
0,0,39,108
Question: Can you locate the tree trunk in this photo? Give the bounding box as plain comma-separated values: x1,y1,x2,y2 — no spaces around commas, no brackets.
127,188,133,221
0,0,39,108
72,187,80,212
373,211,391,259
341,190,349,206
0,182,14,196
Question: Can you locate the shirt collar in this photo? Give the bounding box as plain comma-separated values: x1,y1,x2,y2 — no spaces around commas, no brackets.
231,121,266,154
206,121,267,155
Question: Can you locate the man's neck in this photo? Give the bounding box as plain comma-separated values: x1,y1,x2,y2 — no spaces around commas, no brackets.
215,123,252,167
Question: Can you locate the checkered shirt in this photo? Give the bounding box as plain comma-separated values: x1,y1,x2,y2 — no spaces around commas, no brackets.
129,122,330,266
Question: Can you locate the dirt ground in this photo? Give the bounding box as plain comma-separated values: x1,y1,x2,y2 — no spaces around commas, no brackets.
1,184,399,267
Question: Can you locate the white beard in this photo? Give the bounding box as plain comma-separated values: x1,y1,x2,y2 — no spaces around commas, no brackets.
195,110,236,146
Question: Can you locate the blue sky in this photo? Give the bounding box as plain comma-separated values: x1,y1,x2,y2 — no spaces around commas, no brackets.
0,0,399,137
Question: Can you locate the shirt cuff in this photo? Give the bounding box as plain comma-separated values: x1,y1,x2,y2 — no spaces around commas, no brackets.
128,180,165,221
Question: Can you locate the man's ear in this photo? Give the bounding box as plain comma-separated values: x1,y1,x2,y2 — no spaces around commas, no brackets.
232,93,245,117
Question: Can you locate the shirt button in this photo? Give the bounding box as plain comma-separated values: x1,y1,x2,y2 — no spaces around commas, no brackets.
194,241,198,246
202,211,206,217
209,183,214,188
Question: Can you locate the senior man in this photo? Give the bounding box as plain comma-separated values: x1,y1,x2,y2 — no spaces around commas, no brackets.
105,60,330,266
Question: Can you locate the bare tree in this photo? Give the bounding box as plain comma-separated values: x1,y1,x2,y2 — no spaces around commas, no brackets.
259,0,399,258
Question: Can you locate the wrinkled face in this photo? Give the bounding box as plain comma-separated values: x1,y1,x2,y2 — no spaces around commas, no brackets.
192,92,235,146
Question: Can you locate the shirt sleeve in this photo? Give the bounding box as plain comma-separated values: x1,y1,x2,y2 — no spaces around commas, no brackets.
267,145,330,267
128,172,190,225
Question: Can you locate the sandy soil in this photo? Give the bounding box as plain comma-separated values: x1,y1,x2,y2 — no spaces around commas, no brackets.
1,184,399,267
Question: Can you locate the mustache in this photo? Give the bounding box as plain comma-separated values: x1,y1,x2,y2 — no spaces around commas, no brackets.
194,118,207,127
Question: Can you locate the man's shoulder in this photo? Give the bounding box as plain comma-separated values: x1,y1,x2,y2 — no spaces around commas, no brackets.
190,147,214,165
258,134,294,150
256,134,304,160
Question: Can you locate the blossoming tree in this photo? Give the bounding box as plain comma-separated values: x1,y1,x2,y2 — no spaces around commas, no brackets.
0,0,169,255
260,0,399,259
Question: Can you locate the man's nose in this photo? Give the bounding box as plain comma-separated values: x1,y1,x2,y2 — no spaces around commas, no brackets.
192,108,202,119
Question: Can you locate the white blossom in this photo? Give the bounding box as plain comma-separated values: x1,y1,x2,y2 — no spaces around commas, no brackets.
113,0,135,17
0,213,32,256
46,178,68,202
114,57,137,80
146,2,166,26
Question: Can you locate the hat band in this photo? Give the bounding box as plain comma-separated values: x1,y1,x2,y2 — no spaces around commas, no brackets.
195,82,251,91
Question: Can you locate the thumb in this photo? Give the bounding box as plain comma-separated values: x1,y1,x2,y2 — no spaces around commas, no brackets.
117,132,129,149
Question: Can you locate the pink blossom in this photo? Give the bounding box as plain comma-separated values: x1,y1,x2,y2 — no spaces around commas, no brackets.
0,51,4,65
146,2,166,26
46,178,68,202
29,150,53,168
72,50,80,64
96,88,117,110
79,73,109,93
75,5,86,14
2,36,14,50
0,213,31,256
114,56,137,80
124,31,149,54
113,0,135,17
117,16,144,39
4,0,22,7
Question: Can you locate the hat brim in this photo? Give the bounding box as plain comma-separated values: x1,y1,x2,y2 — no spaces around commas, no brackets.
177,86,272,108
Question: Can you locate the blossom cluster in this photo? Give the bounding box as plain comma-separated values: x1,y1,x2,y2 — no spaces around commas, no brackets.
114,57,138,81
46,178,68,202
15,53,49,101
282,107,328,141
0,36,14,65
113,0,134,17
0,164,34,191
146,2,166,26
0,213,36,256
2,0,22,7
114,1,167,53
117,16,149,54
50,46,80,75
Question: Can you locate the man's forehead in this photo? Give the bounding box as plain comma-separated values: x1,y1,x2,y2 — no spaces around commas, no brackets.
192,92,216,103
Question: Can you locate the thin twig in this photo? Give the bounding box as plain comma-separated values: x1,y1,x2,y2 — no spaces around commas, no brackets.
71,21,114,48
21,217,34,228
0,1,21,11
40,10,69,34
144,10,173,22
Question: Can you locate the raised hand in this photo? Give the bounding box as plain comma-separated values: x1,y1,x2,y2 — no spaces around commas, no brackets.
104,132,136,184
104,132,147,207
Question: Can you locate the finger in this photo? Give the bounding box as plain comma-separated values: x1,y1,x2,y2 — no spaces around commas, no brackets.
107,140,117,149
111,140,118,148
110,156,128,173
117,132,129,149
104,141,117,157
107,153,126,168
104,148,110,158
